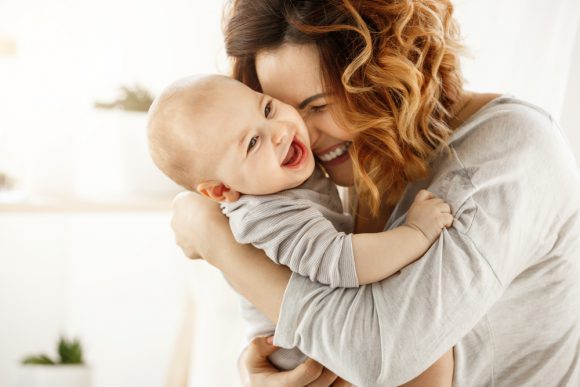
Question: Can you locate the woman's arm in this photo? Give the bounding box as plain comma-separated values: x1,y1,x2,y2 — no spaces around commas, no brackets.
172,191,458,386
400,349,454,387
238,336,350,387
174,163,502,386
171,192,288,323
266,109,580,386
172,192,353,385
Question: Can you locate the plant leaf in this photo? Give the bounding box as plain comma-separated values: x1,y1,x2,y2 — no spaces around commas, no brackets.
58,337,84,364
22,354,56,365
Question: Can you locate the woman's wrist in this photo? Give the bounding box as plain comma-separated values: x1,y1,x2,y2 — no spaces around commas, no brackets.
201,216,236,267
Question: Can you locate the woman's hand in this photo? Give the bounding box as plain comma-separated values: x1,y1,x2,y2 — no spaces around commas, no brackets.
171,191,229,261
241,336,352,387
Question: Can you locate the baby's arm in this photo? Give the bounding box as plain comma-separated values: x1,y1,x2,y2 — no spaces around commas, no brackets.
224,195,360,288
353,190,453,285
225,190,451,288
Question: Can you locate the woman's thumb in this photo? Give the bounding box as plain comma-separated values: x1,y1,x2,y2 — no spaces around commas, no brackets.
248,336,278,359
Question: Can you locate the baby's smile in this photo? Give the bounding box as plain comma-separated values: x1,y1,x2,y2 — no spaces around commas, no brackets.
281,137,309,168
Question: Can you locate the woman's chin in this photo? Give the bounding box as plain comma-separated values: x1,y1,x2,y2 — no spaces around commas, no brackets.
325,159,355,187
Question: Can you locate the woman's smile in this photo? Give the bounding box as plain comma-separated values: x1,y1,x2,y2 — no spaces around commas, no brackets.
316,141,352,166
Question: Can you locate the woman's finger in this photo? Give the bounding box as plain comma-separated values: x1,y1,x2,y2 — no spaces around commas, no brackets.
280,358,324,386
246,336,278,361
438,203,452,213
306,367,338,386
331,377,353,387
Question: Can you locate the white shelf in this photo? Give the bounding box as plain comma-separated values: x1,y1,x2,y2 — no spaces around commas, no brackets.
0,193,173,213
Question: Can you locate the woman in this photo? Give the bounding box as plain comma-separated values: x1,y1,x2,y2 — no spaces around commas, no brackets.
172,0,580,385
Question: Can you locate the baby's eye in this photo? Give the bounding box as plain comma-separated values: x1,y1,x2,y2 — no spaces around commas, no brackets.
247,136,259,153
264,101,272,117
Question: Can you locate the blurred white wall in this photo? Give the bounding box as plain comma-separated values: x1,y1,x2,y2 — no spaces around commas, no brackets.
456,0,580,165
0,212,188,386
0,1,244,387
0,1,579,387
0,0,229,195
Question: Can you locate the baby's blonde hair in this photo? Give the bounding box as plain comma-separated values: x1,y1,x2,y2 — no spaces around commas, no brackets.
147,75,232,191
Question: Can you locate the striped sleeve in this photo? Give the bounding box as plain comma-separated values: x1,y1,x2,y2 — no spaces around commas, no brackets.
223,196,358,288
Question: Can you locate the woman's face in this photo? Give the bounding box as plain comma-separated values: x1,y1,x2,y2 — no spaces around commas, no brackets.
255,43,355,187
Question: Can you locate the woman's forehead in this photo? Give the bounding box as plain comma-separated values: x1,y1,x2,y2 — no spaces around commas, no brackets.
255,43,324,106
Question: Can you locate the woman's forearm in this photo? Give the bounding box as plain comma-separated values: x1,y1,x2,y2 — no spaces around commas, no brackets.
206,228,290,323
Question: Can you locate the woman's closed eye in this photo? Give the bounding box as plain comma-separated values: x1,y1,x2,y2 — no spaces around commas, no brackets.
310,104,327,114
264,100,272,117
247,136,259,153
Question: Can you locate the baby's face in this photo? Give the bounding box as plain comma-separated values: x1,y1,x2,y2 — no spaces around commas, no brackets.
192,79,315,196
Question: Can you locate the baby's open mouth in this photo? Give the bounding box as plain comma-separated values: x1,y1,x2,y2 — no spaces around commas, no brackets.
282,138,307,168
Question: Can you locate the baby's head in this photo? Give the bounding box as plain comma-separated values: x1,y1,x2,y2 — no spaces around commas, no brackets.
148,75,315,202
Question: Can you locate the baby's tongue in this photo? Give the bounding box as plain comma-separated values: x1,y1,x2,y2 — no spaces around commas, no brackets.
282,144,296,165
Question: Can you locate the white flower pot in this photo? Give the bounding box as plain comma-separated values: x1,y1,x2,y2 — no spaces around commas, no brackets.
17,365,91,387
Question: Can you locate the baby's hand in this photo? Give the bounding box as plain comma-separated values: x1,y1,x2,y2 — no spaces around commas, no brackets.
405,190,454,244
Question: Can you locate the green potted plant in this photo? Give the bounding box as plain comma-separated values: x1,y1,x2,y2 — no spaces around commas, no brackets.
18,337,91,387
94,85,154,112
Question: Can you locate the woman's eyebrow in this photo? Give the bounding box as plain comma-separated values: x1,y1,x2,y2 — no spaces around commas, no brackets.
299,93,327,109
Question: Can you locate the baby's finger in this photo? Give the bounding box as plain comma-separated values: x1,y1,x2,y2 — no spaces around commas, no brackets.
438,203,452,214
427,197,445,206
415,189,434,201
443,213,454,227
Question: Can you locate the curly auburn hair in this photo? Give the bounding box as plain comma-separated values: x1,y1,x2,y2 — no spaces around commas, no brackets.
224,0,464,216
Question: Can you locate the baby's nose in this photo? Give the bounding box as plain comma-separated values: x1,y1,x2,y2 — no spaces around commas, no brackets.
271,122,292,144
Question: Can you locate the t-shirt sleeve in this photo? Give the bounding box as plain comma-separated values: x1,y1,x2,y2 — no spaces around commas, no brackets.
238,295,308,371
225,196,359,288
273,106,576,385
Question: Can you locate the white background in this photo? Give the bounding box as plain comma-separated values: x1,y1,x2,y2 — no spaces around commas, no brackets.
0,1,579,386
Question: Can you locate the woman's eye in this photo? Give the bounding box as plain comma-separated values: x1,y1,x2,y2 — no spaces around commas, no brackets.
311,104,327,113
247,136,259,153
264,101,272,117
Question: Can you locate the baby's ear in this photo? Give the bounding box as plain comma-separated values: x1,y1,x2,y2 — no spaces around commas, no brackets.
197,181,240,203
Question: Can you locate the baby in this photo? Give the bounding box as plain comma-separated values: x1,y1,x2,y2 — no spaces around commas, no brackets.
148,74,454,383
